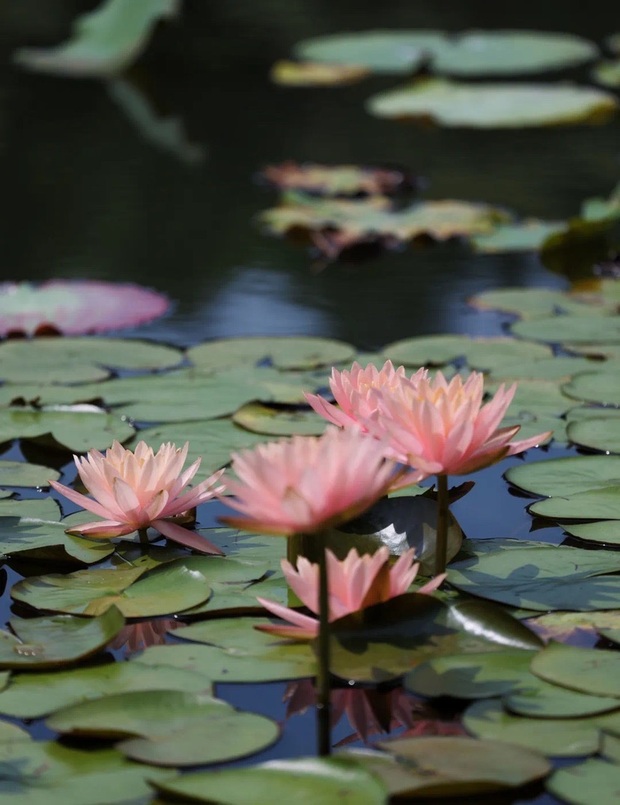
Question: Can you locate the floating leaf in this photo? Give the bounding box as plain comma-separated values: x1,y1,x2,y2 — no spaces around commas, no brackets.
367,78,617,127
0,660,212,719
524,610,620,644
0,281,170,338
259,162,414,196
563,369,620,405
447,544,620,611
503,677,620,719
0,336,181,383
547,758,620,805
592,58,620,87
47,689,279,767
471,220,565,254
463,698,601,756
568,416,620,453
0,608,124,669
232,402,327,436
362,737,551,797
0,408,135,452
512,314,620,345
0,718,29,741
13,0,179,77
270,60,371,86
530,486,620,520
154,756,388,804
0,459,59,487
11,558,212,617
188,335,356,371
562,520,620,545
506,455,620,498
0,740,172,804
531,641,620,698
468,287,597,319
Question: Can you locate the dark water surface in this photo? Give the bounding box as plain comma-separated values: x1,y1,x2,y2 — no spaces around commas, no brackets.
0,1,618,801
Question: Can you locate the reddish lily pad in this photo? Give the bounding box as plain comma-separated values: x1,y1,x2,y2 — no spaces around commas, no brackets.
259,162,416,196
0,281,170,338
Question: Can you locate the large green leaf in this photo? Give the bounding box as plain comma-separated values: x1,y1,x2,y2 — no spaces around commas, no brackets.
563,369,620,404
530,486,620,519
506,455,620,498
0,660,212,718
11,558,212,617
568,416,620,452
47,689,279,766
447,544,620,610
0,336,182,383
464,698,602,756
531,641,620,698
13,0,179,77
512,314,620,345
0,740,172,804
562,520,620,545
154,756,388,804
0,408,135,452
471,221,566,254
367,78,617,127
0,608,124,669
0,459,59,487
232,401,327,436
547,759,620,805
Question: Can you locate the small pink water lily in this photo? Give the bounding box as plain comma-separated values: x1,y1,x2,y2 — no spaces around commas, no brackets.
50,440,226,554
367,369,551,478
305,360,424,431
256,546,444,639
219,426,403,536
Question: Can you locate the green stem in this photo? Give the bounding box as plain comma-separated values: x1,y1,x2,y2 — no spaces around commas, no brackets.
137,528,150,546
316,536,331,757
435,474,449,578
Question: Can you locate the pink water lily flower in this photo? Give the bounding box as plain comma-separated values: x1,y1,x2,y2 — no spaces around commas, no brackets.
256,546,444,639
305,360,424,431
367,370,552,477
219,426,403,536
50,440,226,554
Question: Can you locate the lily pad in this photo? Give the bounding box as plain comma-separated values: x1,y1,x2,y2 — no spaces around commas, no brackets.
506,455,620,498
512,314,620,345
13,0,179,77
47,689,280,767
10,558,212,617
0,336,181,383
270,60,371,86
259,162,413,196
0,660,212,718
154,756,388,804
382,334,467,366
567,416,620,453
367,78,617,128
468,287,600,319
593,58,620,87
0,608,124,669
0,281,170,338
447,544,620,611
547,758,620,805
187,335,356,371
463,698,601,756
471,221,565,254
0,740,172,804
232,401,327,436
530,486,620,520
0,459,59,487
562,520,620,545
531,641,620,698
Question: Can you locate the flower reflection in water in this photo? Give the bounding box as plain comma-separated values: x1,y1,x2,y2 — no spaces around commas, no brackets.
283,679,465,747
109,617,180,657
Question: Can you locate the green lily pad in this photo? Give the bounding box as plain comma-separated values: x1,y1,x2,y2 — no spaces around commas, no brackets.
232,401,327,436
503,676,620,718
0,740,172,804
563,369,620,404
471,221,566,254
293,30,442,74
531,641,620,698
0,718,29,741
13,0,179,77
172,616,302,654
136,639,316,682
154,756,388,804
187,335,356,371
463,698,601,756
0,660,212,718
512,314,620,345
0,459,59,487
546,758,620,805
383,334,467,366
367,77,617,128
0,608,124,669
562,520,620,545
373,736,551,796
405,649,533,699
469,287,583,319
568,416,620,452
490,356,601,383
530,486,620,520
447,544,620,611
47,689,279,767
0,336,182,384
524,610,620,644
383,334,552,369
137,419,270,475
506,455,620,498
593,58,620,87
0,407,135,452
11,558,212,617
427,30,598,75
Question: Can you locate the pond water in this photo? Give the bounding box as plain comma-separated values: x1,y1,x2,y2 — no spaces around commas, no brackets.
1,1,619,803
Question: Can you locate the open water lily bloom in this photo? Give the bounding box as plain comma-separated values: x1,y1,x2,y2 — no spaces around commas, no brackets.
305,360,424,431
50,440,226,554
219,426,403,536
256,546,444,639
367,370,552,477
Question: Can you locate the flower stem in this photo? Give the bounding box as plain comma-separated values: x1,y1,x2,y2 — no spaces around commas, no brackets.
138,528,150,546
316,536,331,756
435,473,449,578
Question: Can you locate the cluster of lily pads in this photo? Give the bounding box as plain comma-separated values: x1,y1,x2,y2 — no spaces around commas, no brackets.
1,276,620,800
